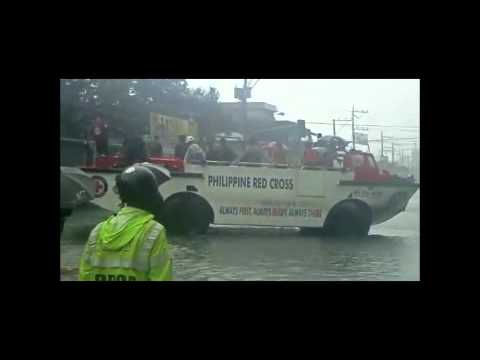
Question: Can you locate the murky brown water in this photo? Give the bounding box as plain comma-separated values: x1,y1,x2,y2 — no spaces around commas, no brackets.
61,192,419,281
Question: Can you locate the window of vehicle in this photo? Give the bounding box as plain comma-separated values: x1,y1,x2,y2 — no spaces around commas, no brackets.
366,155,376,168
351,154,364,168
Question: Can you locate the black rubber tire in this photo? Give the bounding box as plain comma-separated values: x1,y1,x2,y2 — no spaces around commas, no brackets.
162,196,211,235
161,197,188,235
323,202,370,237
187,197,211,235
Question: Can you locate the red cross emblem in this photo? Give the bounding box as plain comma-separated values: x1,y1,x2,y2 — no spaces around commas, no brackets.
95,180,104,194
92,176,108,198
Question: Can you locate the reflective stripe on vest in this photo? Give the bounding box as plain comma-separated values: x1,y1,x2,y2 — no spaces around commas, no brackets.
88,256,150,272
140,223,163,266
87,224,102,249
84,222,163,273
150,252,170,268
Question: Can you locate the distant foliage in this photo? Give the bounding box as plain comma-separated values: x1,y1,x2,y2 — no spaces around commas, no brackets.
60,79,225,139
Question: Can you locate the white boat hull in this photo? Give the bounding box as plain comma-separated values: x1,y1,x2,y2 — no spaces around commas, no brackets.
84,164,419,229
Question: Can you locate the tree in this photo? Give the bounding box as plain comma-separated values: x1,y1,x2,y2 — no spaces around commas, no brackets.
60,79,226,140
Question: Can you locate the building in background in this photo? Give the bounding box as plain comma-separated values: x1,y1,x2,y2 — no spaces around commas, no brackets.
149,112,199,155
220,102,278,136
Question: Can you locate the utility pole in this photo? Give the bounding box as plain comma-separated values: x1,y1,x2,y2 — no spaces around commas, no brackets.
235,79,252,138
392,142,395,164
351,105,368,150
332,118,352,138
351,105,355,149
242,79,248,138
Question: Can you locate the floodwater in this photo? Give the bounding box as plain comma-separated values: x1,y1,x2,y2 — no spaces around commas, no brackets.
60,191,420,281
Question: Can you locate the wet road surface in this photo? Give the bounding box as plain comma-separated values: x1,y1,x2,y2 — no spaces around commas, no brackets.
60,192,419,281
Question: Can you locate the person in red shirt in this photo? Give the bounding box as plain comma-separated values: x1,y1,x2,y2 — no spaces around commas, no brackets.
91,115,109,155
271,141,288,164
303,142,320,165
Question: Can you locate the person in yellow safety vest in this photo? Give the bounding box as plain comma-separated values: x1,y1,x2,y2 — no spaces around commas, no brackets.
79,164,172,281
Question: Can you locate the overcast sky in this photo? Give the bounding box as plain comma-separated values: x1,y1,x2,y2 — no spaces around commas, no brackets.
186,79,420,158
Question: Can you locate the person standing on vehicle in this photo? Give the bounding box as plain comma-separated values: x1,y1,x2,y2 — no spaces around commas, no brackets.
303,141,320,165
91,115,109,155
122,136,148,167
324,138,339,167
149,135,163,156
174,135,188,159
271,141,288,164
205,138,220,161
239,138,269,163
184,136,206,164
216,137,236,162
79,164,173,281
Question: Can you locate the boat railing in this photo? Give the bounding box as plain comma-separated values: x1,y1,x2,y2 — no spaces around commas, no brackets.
205,160,291,168
204,160,347,171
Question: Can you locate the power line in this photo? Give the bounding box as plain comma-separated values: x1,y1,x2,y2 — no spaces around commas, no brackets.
307,121,418,129
246,79,261,88
382,136,417,139
251,79,261,88
359,124,419,129
387,128,419,132
336,123,350,135
391,142,419,146
362,112,419,128
369,138,418,142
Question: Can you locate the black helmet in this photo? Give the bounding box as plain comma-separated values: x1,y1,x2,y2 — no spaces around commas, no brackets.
115,164,163,212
